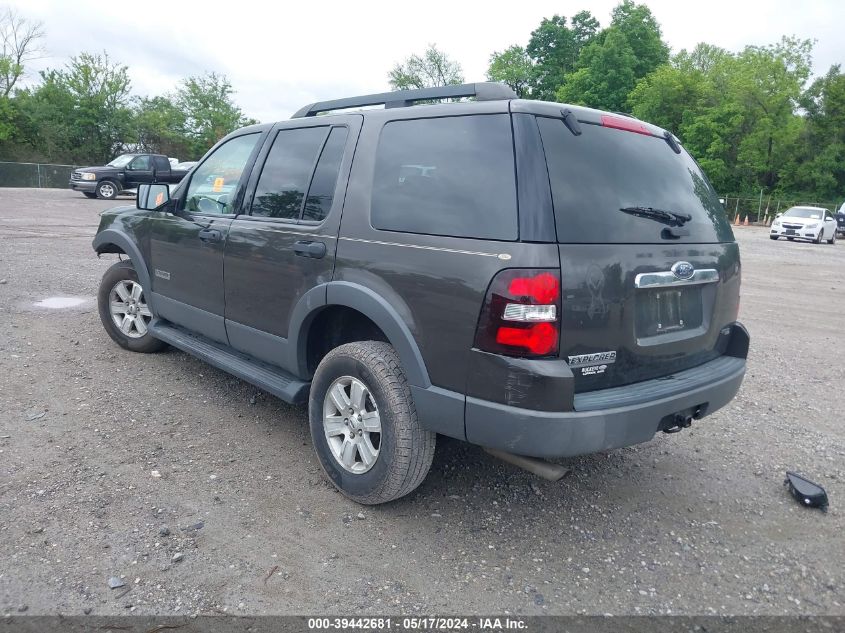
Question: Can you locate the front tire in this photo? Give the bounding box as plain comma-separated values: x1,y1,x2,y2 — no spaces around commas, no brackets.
97,260,166,353
828,231,836,244
815,230,824,244
96,180,119,200
83,192,97,199
770,235,778,240
309,341,436,505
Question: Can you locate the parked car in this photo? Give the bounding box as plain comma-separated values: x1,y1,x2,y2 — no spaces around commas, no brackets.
91,83,748,504
70,153,191,200
837,203,845,238
770,206,837,244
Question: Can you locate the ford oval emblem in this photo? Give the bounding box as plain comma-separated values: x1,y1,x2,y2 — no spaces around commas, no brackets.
671,261,695,280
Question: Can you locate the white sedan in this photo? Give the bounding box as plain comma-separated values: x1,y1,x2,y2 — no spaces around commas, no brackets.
770,206,837,244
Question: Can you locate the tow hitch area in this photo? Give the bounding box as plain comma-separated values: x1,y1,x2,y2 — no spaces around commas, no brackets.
660,404,706,434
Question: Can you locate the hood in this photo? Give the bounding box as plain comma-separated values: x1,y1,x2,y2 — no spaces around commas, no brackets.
98,205,142,219
777,217,817,226
75,165,119,173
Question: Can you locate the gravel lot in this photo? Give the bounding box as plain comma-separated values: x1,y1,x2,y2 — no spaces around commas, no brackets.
0,188,843,617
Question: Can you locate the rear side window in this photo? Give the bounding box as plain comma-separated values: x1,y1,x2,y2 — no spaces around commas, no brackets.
303,126,348,222
537,117,734,244
252,127,328,219
153,155,170,171
371,114,517,241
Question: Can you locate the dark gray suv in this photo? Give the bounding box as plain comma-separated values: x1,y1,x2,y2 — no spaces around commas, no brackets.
92,83,749,504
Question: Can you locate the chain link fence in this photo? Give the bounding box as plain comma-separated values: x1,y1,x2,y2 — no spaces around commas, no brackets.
0,161,79,188
722,196,844,225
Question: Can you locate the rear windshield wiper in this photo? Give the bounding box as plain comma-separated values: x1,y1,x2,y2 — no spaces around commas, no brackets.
619,206,692,226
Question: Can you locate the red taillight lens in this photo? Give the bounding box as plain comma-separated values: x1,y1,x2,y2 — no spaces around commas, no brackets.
474,269,561,358
495,322,558,356
508,272,560,304
600,114,651,136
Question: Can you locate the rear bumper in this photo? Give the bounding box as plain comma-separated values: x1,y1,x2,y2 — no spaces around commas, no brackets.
464,325,749,459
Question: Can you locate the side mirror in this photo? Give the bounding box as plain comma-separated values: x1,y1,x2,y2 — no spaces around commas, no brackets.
137,183,170,210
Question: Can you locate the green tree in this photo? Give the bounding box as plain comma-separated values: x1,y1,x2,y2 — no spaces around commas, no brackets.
554,2,667,112
525,13,598,101
783,65,845,198
571,10,601,50
131,95,189,159
557,28,637,111
609,0,669,79
14,52,133,163
175,72,256,158
730,37,812,189
388,44,464,90
486,45,532,97
629,37,814,195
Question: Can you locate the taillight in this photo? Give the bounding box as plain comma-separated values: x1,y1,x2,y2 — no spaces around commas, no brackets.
600,114,651,136
474,269,561,357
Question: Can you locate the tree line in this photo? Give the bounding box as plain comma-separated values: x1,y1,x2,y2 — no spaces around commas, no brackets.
391,1,844,202
2,2,843,203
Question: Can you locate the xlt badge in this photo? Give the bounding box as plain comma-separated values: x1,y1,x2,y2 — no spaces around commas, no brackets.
155,269,170,280
567,351,617,368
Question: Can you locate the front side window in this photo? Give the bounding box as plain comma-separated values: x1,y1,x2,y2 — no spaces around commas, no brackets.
370,115,518,240
128,155,151,171
108,154,134,168
184,133,261,215
251,127,328,219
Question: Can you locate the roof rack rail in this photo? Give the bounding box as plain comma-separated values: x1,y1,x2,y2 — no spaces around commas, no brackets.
291,82,517,118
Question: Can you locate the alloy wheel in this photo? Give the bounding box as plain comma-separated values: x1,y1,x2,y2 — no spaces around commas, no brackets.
322,376,381,474
109,279,151,338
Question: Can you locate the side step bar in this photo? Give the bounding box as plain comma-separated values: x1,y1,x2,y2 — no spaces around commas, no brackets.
149,320,310,405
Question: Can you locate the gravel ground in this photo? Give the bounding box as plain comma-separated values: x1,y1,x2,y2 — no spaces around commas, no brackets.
0,188,843,617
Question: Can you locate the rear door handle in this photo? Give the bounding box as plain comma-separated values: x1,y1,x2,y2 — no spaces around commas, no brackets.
293,240,327,259
198,228,222,243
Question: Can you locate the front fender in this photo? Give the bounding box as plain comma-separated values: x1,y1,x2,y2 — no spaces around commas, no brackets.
92,229,154,312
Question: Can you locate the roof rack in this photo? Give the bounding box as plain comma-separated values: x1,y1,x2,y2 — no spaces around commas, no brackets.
291,82,517,118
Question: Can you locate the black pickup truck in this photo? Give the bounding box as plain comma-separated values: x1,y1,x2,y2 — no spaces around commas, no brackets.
70,153,191,200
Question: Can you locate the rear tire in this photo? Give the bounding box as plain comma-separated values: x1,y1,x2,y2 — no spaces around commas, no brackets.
309,341,436,505
96,180,119,200
97,260,166,353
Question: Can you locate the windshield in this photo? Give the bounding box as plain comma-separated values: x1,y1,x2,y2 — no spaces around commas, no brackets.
107,155,135,168
783,207,823,219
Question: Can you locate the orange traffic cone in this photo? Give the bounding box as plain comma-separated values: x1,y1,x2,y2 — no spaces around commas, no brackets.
743,216,749,226
734,214,740,226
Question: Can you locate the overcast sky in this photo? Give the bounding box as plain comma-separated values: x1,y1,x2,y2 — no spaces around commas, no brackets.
8,0,845,122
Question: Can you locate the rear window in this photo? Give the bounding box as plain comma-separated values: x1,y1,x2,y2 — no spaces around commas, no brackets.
371,114,517,241
537,117,734,244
